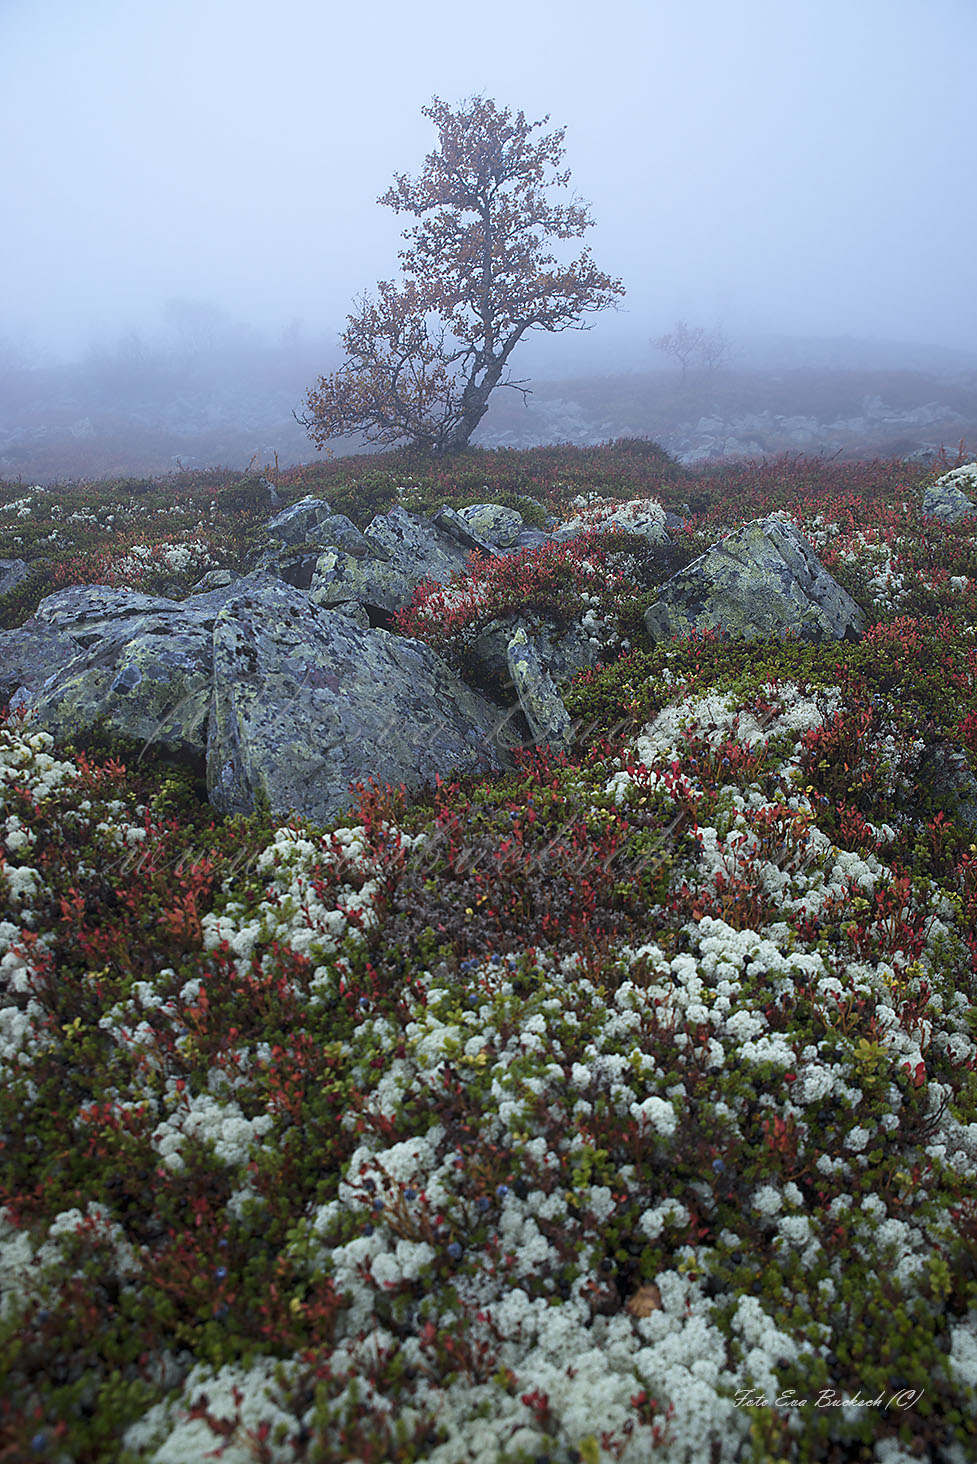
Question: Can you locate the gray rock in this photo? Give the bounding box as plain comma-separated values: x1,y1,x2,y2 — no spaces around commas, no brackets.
307,505,473,617
264,496,334,543
264,497,380,556
207,580,515,825
922,466,977,524
499,529,554,554
0,559,29,598
2,574,283,757
473,614,598,688
643,514,866,644
0,625,87,709
550,499,671,548
364,504,470,580
505,627,572,749
191,569,236,593
309,548,421,616
22,622,213,761
456,503,525,548
432,504,499,559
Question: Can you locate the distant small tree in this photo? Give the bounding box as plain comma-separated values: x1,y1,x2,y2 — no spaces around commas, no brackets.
653,321,732,379
700,325,733,372
300,96,625,456
652,321,705,381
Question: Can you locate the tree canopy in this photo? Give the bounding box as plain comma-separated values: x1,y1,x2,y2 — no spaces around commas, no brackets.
300,96,625,456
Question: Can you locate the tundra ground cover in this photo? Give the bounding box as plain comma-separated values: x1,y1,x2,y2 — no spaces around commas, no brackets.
1,449,976,1462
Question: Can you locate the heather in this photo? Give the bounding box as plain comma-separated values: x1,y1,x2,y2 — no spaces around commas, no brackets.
1,448,976,1462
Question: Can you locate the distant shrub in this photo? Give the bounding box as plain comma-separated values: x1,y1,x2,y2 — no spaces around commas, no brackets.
216,475,278,515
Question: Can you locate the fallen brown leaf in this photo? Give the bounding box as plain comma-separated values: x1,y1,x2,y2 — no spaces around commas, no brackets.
625,1283,662,1317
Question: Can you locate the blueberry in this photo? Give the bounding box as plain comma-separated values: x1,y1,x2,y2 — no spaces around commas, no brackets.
712,1158,725,1173
215,1266,227,1280
363,1223,374,1236
496,1183,509,1197
31,1435,47,1452
372,1197,384,1211
476,1195,490,1211
446,1241,463,1261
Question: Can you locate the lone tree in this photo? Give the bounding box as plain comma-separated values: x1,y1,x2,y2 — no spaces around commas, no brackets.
652,320,732,379
300,96,625,456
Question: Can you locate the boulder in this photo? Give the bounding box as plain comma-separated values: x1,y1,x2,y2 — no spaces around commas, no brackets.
0,559,29,598
550,498,671,547
432,504,499,558
309,548,421,617
264,496,334,544
0,624,87,710
207,580,516,825
255,501,385,591
308,504,474,617
922,465,977,524
264,497,381,557
3,573,284,759
456,503,525,548
363,504,471,579
505,627,572,750
643,514,866,644
22,622,213,761
473,613,598,688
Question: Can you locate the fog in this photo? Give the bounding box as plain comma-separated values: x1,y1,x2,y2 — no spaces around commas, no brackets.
3,0,976,379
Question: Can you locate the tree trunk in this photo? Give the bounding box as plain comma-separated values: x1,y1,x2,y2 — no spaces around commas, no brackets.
441,361,506,453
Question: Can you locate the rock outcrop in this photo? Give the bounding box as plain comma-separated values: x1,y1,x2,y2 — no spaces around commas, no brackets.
207,580,515,825
505,627,572,750
922,465,977,524
643,514,867,644
3,575,518,825
0,492,899,829
0,559,28,598
309,504,474,619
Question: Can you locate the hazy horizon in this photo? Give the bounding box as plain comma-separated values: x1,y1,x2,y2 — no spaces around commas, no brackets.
4,0,977,378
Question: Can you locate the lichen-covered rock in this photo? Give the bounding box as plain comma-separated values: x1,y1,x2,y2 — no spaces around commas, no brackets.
207,580,515,824
0,560,29,598
24,575,282,647
3,573,283,756
456,503,525,548
922,465,977,524
264,498,381,556
643,514,866,644
505,627,572,749
23,624,213,761
432,504,499,559
473,614,598,687
499,529,555,554
264,496,333,543
191,569,236,593
309,548,420,615
364,504,471,580
308,506,474,616
552,497,670,547
255,503,386,591
0,625,87,708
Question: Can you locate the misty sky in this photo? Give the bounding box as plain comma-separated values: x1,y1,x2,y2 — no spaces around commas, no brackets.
4,0,977,369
